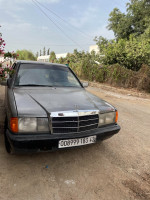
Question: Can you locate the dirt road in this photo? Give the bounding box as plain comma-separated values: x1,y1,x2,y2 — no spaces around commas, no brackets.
0,85,150,200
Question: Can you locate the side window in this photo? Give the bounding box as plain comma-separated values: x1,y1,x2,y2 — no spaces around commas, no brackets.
67,71,80,86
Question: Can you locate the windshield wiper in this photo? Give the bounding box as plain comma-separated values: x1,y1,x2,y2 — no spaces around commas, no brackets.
17,84,53,87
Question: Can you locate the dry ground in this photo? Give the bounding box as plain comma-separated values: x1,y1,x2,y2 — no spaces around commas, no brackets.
0,84,149,200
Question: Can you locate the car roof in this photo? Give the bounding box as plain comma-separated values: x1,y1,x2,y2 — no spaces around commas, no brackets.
15,60,67,67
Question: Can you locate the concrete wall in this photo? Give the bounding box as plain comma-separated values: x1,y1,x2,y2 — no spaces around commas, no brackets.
37,53,67,62
37,55,50,62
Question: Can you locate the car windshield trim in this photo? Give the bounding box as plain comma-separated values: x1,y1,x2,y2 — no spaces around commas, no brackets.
17,84,53,87
14,63,82,88
16,84,81,88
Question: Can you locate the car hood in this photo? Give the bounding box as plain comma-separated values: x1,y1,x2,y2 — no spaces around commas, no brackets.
13,87,115,117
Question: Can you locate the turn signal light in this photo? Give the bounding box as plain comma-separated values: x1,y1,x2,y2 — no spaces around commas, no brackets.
10,118,18,133
115,111,118,123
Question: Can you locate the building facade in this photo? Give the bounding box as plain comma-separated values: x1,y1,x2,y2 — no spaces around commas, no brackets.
37,53,68,62
89,45,99,54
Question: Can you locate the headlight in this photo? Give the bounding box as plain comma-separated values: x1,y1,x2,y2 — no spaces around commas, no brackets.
99,112,117,127
18,118,49,133
19,118,37,132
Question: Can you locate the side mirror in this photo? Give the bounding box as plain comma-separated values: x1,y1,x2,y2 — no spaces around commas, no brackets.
82,82,89,88
0,78,12,87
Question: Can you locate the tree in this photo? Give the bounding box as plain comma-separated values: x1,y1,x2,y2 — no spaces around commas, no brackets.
94,0,150,70
0,26,17,81
94,34,150,71
36,52,39,58
126,0,150,35
43,47,46,56
40,49,42,56
49,51,56,62
108,0,150,40
94,36,110,54
47,48,50,55
16,50,36,61
107,8,133,39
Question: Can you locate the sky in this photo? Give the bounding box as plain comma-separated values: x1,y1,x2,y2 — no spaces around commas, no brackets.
0,0,129,55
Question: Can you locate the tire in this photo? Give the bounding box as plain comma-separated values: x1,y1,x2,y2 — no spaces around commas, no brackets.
4,117,12,154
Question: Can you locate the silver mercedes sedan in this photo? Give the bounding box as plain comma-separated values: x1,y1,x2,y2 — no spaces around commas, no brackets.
1,61,120,153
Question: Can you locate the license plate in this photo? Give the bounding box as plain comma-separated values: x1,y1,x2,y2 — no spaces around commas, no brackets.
58,135,96,148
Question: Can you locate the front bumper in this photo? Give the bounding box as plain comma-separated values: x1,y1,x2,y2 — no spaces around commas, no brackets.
6,124,120,153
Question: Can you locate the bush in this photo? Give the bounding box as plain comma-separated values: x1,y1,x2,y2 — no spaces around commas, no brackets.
56,49,150,92
0,65,14,81
16,49,36,61
95,32,150,71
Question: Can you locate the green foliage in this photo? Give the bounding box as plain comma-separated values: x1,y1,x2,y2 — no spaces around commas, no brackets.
126,0,150,36
49,51,56,62
0,67,14,81
43,47,46,56
95,29,150,71
57,49,101,81
16,49,36,61
108,0,150,40
56,49,150,92
4,52,18,59
108,8,133,39
95,0,150,71
47,48,50,55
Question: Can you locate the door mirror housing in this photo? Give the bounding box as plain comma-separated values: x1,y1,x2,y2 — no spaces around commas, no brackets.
0,78,12,87
82,82,89,88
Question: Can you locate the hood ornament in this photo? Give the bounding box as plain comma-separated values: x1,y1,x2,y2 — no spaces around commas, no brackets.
74,104,78,111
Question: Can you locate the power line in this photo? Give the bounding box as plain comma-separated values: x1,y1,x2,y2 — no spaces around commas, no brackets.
32,0,83,50
6,42,94,46
34,0,93,40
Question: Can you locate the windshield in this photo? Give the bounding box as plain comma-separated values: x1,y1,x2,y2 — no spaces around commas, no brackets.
15,64,82,88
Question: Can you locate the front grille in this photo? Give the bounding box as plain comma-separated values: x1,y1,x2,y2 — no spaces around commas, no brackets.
79,124,98,132
52,114,99,134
